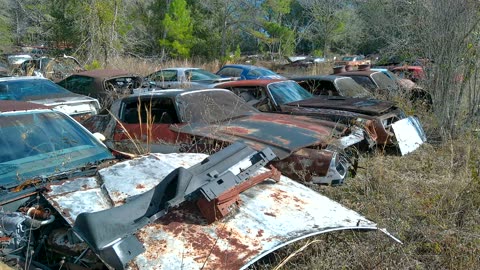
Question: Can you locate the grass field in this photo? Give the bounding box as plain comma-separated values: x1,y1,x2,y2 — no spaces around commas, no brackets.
106,57,480,270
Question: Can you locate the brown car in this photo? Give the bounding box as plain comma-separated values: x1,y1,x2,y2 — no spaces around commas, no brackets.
57,69,143,107
215,79,426,155
82,89,365,185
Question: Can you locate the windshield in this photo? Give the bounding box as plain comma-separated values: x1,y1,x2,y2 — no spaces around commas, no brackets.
267,81,313,105
372,72,399,92
0,110,113,187
185,69,221,81
335,78,373,98
0,79,72,101
177,90,257,123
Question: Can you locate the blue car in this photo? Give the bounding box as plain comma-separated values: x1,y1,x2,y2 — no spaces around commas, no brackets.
216,64,285,80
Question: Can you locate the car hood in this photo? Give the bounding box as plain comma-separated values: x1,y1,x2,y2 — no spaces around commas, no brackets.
25,93,97,105
43,152,399,270
285,96,396,116
172,113,348,159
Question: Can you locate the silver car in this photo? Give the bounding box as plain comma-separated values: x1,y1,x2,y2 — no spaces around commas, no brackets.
145,67,233,90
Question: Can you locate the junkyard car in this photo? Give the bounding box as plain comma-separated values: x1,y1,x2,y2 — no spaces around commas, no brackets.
334,55,371,67
290,75,373,98
82,89,365,184
57,69,143,107
17,55,85,82
145,67,233,90
216,64,285,80
390,65,425,82
0,100,396,269
216,79,427,155
372,68,432,105
0,76,100,120
333,66,401,97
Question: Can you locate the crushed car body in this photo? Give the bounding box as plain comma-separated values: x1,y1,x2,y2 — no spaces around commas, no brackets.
215,79,426,154
82,89,365,184
0,101,399,269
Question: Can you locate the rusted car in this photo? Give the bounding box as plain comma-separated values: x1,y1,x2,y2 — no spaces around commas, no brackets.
333,66,401,97
57,69,143,108
390,65,425,82
0,100,398,269
334,55,371,67
216,79,427,155
290,75,373,98
82,89,365,185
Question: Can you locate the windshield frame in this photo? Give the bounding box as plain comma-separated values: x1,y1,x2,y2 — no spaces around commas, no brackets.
0,109,114,187
266,80,313,106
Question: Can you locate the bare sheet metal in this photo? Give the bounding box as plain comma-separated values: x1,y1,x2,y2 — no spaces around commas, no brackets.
44,153,395,270
392,116,427,155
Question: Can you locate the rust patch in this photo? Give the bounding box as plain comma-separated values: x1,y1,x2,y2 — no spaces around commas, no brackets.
264,212,276,217
136,184,145,189
256,229,264,238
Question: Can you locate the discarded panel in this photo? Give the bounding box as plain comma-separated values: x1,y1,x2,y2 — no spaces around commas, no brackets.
44,153,398,270
392,116,427,155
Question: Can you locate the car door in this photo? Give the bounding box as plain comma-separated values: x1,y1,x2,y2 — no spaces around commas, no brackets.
112,96,189,153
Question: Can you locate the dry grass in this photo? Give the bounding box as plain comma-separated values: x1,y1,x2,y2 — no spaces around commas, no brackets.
102,56,480,269
253,134,480,270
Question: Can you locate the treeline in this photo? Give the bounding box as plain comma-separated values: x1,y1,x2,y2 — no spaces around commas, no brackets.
0,0,451,62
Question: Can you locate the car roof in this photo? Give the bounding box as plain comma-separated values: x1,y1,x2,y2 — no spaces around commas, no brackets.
289,75,344,82
128,88,232,100
215,79,285,88
73,69,139,79
0,100,50,113
334,70,380,76
220,64,266,70
0,76,49,82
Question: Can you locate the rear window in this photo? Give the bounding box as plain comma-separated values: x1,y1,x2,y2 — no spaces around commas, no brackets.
217,67,242,77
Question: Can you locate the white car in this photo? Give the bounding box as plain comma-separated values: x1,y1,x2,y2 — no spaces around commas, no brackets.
0,76,100,120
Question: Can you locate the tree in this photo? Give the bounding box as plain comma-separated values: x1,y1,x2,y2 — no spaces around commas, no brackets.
159,0,193,58
298,0,349,57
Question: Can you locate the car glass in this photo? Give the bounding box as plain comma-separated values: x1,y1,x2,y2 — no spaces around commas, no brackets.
0,110,113,186
335,78,373,98
177,90,257,123
372,72,399,92
58,75,95,95
267,81,313,105
0,79,72,101
248,68,276,77
347,75,377,90
152,70,177,82
185,69,220,81
217,67,242,77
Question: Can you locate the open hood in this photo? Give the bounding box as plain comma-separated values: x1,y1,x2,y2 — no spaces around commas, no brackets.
44,152,399,270
287,96,396,116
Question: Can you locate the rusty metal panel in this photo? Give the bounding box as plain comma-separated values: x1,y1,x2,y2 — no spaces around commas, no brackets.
44,153,393,270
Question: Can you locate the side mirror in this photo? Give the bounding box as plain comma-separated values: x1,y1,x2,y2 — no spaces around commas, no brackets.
93,132,106,142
